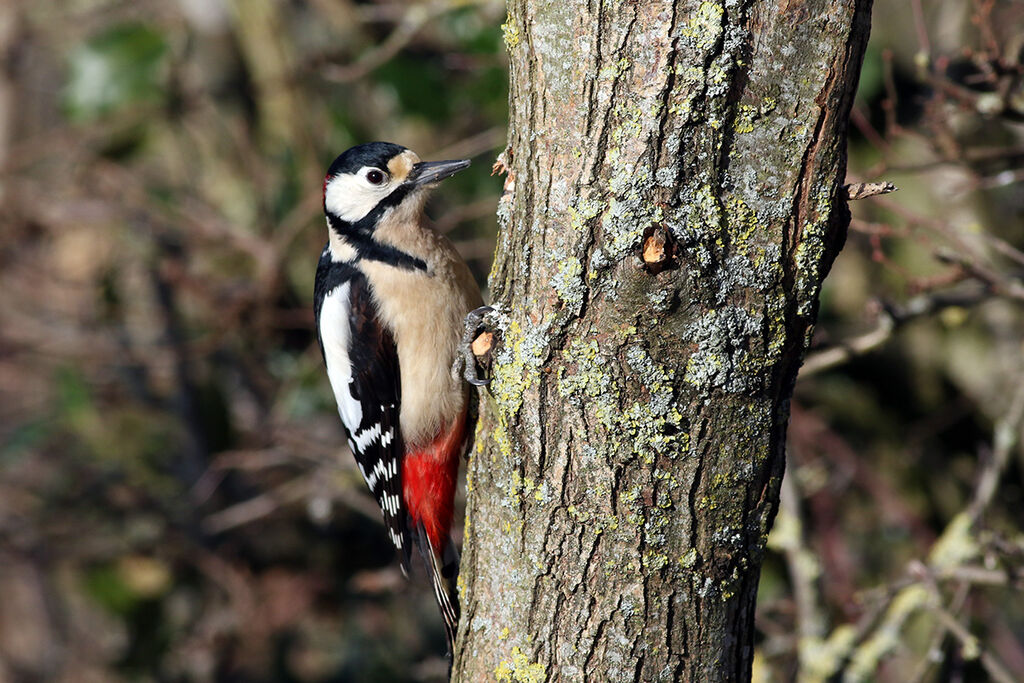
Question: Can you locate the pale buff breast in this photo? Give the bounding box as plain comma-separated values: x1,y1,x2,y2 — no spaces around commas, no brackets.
361,215,483,448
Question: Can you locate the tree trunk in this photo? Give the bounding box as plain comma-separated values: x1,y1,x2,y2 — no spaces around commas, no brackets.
454,0,872,680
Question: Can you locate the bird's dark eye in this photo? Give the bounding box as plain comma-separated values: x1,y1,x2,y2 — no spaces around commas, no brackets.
366,170,386,185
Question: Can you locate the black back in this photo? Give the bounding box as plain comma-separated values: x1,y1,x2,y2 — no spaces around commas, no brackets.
313,246,411,569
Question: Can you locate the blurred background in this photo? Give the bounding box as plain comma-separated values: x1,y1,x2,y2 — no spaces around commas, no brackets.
0,0,1021,681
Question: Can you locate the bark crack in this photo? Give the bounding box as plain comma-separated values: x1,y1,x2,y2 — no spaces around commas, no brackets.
654,1,682,171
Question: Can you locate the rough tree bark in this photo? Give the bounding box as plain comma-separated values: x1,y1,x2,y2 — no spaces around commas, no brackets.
454,0,872,680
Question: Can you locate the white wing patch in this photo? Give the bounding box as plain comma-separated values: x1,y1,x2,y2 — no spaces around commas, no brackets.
320,284,399,495
319,283,364,431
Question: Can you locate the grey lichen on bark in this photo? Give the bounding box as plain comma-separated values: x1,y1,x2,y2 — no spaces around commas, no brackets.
454,0,872,680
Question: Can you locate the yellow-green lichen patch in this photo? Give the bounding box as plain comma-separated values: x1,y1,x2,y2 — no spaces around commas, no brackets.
568,196,604,234
495,646,546,683
599,56,632,81
724,194,759,247
845,585,930,682
681,2,725,52
927,512,978,570
667,64,708,123
733,104,756,134
490,410,515,465
501,470,550,506
491,316,551,418
501,12,520,49
549,249,585,309
558,337,688,466
490,415,532,505
732,96,777,136
764,290,788,363
667,183,727,270
620,345,687,462
556,337,620,431
692,184,725,235
598,103,660,262
642,550,669,571
456,572,467,601
793,188,835,316
617,485,644,528
798,625,858,681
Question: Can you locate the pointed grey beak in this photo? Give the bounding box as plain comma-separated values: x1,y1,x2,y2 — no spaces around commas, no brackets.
410,159,471,186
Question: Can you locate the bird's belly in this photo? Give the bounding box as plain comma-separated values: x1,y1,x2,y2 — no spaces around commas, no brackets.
361,265,472,446
392,296,467,447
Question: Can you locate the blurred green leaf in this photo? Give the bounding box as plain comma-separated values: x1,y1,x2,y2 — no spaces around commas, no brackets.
55,366,93,421
1,418,51,463
855,46,883,107
444,7,502,54
83,563,141,615
375,55,451,121
63,23,169,121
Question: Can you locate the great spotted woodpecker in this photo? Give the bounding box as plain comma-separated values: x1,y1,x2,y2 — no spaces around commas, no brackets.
313,142,483,655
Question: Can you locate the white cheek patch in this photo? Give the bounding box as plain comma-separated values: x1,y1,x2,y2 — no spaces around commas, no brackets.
324,169,396,223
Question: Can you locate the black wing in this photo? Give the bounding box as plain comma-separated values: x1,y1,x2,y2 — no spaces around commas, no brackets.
314,247,410,569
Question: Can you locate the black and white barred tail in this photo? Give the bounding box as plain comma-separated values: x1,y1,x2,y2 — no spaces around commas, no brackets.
415,524,460,659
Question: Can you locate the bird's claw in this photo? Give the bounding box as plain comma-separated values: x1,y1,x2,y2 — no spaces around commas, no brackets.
453,305,495,387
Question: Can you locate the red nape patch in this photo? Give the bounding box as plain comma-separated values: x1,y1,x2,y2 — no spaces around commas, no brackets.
402,411,467,552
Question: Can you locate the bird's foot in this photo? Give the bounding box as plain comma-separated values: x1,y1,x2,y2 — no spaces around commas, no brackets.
453,305,495,386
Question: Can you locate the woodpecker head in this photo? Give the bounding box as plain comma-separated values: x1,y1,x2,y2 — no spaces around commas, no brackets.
322,142,470,231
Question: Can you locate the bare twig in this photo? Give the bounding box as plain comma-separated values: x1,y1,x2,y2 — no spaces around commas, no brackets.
779,472,826,643
967,371,1024,523
844,181,897,200
909,560,1018,683
936,249,1024,302
801,291,985,376
318,0,482,83
909,0,931,58
801,310,893,376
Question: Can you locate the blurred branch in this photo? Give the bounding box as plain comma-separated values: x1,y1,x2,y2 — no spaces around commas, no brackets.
923,563,1024,588
906,576,970,683
929,602,1016,683
152,244,206,455
936,248,1024,302
828,365,1024,679
801,305,893,376
435,196,500,234
801,291,985,376
771,472,828,677
909,0,930,57
430,126,507,161
849,107,889,153
202,476,315,534
967,370,1024,523
0,4,17,206
790,404,937,550
315,0,490,83
909,560,1017,683
201,469,385,534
